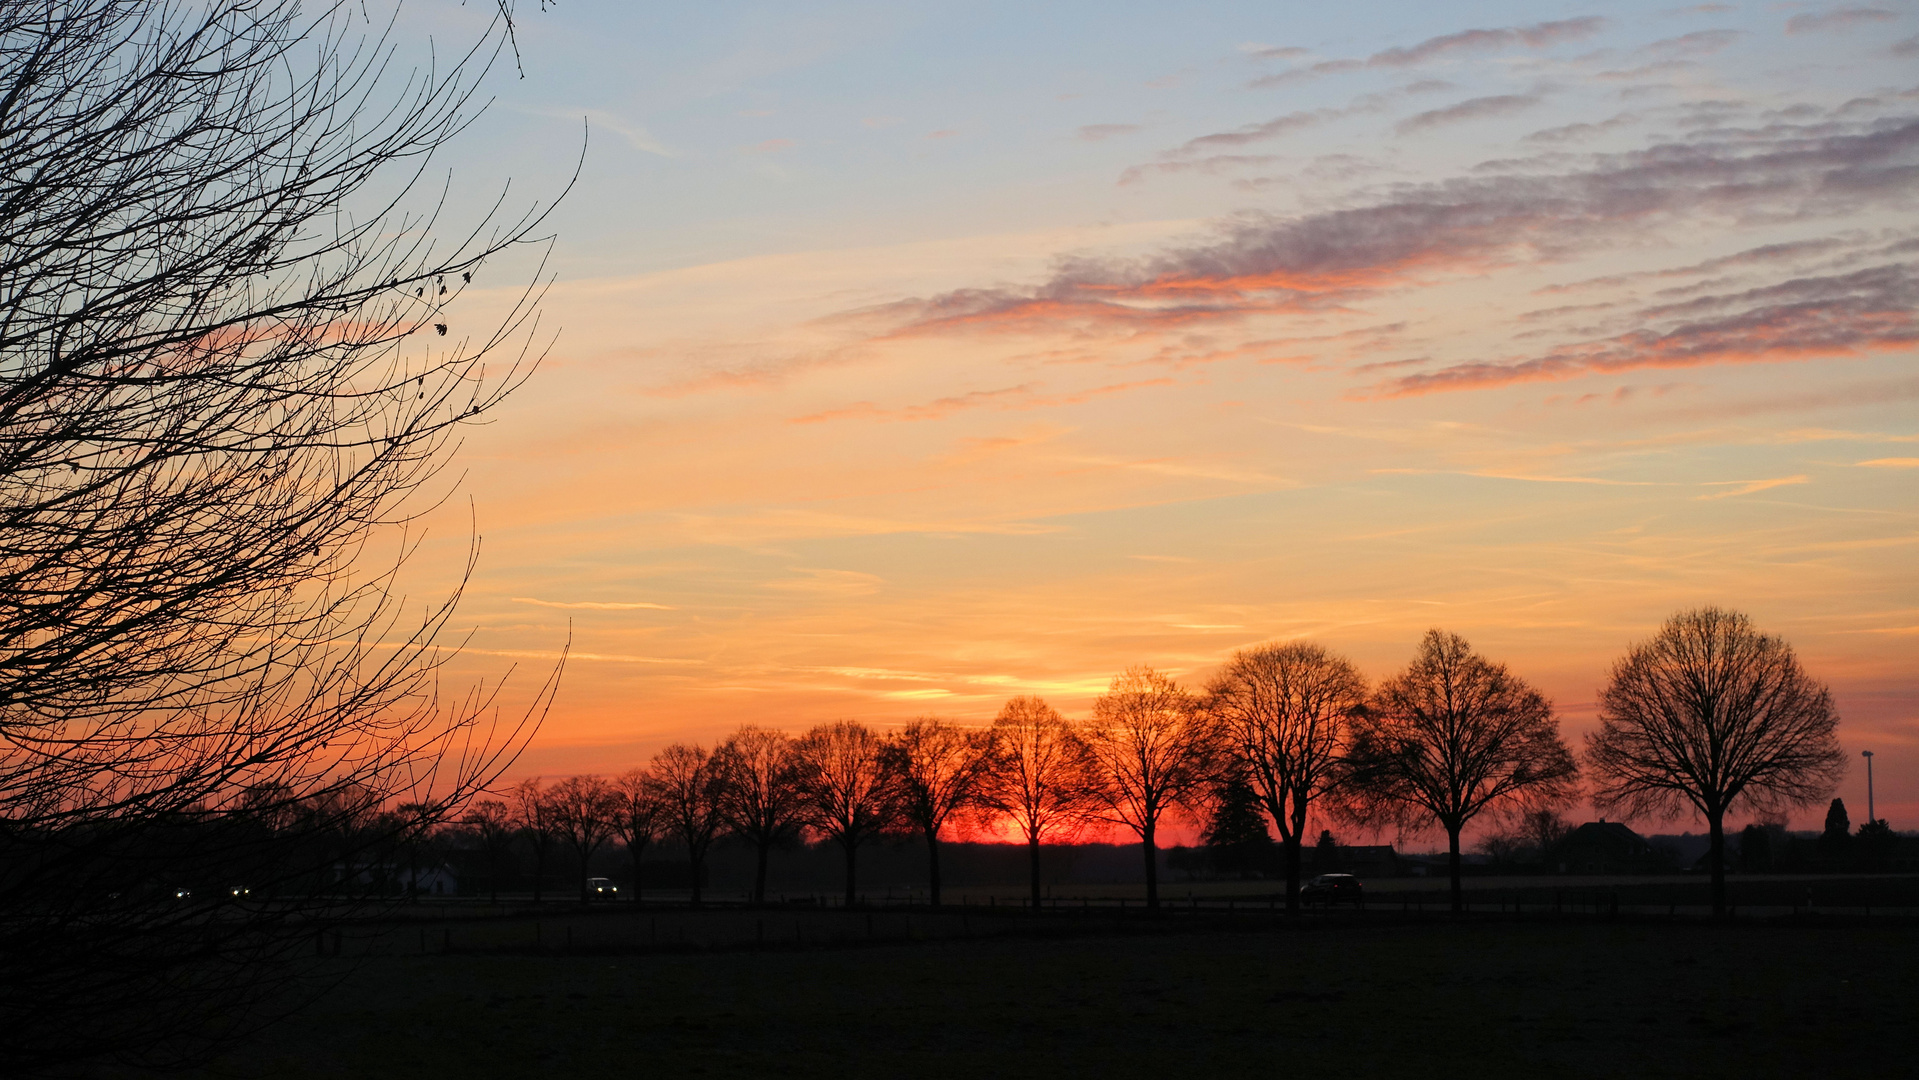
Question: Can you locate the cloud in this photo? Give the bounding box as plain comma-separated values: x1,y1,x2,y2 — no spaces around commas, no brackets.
1078,123,1143,142
1695,475,1810,499
927,129,961,140
1643,28,1744,56
1524,112,1643,143
1786,9,1899,34
1856,457,1919,467
1162,109,1339,156
511,597,677,610
744,138,795,154
1251,17,1607,87
1893,34,1919,56
1118,154,1281,186
1396,94,1542,135
791,379,1174,424
865,114,1919,342
761,568,885,595
1371,264,1919,397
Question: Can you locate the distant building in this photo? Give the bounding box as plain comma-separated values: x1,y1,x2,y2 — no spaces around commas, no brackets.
1551,820,1666,875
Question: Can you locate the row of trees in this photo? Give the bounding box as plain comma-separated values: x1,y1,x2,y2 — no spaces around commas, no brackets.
506,608,1846,920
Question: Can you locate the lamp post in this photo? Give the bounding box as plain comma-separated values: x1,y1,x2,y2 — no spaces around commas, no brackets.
1861,750,1875,824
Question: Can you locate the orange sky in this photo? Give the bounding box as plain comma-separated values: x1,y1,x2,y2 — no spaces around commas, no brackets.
397,1,1917,838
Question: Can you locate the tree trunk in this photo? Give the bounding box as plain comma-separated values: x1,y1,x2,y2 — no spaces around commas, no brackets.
630,842,644,905
689,848,703,906
578,848,589,903
532,849,545,904
1028,834,1042,908
843,839,858,908
1447,825,1463,914
754,839,769,906
1143,820,1159,910
1283,832,1303,915
1708,809,1727,919
926,829,942,908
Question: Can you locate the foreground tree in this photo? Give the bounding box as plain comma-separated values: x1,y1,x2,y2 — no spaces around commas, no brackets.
711,727,806,905
1347,631,1578,913
793,721,895,907
1585,607,1843,918
0,1,563,1068
545,776,618,901
1083,667,1221,910
978,697,1102,907
608,768,664,903
882,718,993,907
647,745,725,905
1207,641,1366,913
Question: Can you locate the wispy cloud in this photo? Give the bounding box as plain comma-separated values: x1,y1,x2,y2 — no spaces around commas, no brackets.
1786,9,1899,35
1078,123,1143,142
1251,17,1606,87
1372,265,1918,397
511,597,676,610
861,115,1919,351
1396,94,1542,135
1695,475,1810,499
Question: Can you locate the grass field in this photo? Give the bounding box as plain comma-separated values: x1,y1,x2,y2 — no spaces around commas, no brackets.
190,913,1918,1080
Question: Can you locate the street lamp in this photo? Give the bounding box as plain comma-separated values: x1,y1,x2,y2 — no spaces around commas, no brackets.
1861,750,1875,824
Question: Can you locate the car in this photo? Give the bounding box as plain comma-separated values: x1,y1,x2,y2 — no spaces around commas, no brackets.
586,876,619,900
1299,873,1363,907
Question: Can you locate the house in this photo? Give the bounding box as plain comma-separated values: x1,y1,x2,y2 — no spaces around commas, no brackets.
1551,820,1665,875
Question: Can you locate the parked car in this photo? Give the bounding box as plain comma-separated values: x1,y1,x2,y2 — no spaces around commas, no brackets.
587,876,619,900
1299,873,1363,907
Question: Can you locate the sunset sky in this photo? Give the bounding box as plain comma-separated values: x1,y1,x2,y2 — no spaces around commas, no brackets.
402,0,1916,836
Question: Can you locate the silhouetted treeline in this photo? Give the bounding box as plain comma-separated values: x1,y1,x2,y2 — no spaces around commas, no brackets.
461,607,1860,921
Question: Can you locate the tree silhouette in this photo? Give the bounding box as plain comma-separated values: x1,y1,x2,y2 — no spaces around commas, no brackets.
545,775,618,901
1200,772,1275,878
608,768,664,903
1084,667,1221,910
793,721,895,908
1347,630,1578,913
1819,798,1851,865
1585,608,1843,918
882,718,992,907
511,778,560,904
978,696,1102,908
712,726,806,905
1208,641,1365,913
0,1,564,1067
463,799,519,902
647,745,725,905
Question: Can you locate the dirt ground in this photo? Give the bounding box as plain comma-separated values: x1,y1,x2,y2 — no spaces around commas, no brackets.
185,915,1918,1080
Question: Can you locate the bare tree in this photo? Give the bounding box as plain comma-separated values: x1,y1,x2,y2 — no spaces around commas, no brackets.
882,718,992,907
0,1,566,1068
510,778,559,904
545,775,618,902
711,726,805,906
1346,630,1578,913
462,799,518,903
1207,641,1366,914
792,721,895,908
978,696,1101,908
607,767,663,904
1584,607,1844,918
1084,667,1221,910
646,744,725,905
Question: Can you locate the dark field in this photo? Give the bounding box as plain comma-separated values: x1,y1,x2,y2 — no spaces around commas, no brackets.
193,912,1919,1080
